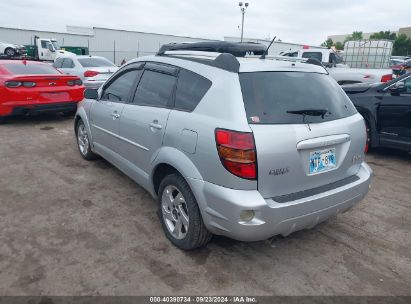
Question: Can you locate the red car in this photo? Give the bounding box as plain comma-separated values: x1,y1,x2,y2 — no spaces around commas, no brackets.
0,60,84,122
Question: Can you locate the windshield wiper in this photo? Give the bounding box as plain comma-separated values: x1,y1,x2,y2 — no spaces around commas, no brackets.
286,109,330,131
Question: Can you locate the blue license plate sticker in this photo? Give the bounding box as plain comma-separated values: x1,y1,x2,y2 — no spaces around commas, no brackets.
309,148,336,174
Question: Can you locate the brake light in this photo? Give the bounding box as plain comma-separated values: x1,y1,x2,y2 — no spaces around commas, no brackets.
215,129,257,179
364,120,370,154
68,79,83,86
381,74,393,83
5,81,36,88
84,70,99,77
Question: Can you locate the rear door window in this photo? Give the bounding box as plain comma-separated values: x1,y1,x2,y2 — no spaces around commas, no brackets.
132,70,176,108
174,69,211,112
61,58,74,68
101,69,141,103
53,58,64,68
239,72,357,124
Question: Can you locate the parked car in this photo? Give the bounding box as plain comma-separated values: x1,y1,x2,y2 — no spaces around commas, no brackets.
53,55,118,89
74,50,372,250
342,73,411,152
392,59,411,78
0,40,26,57
0,60,84,122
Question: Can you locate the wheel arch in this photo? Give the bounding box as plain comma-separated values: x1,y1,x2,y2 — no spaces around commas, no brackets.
150,147,203,196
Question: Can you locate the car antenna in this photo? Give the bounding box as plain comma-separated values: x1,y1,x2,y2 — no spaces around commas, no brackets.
260,36,276,59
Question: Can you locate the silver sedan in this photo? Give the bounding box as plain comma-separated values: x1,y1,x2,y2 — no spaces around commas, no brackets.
53,55,118,89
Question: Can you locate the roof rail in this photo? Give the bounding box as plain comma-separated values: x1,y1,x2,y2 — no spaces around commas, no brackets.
157,51,240,73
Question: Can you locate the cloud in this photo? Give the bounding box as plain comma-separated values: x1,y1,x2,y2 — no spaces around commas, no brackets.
0,0,409,45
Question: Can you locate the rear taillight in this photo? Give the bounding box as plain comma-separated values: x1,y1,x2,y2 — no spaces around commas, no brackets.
364,120,370,153
5,81,22,88
215,129,257,179
84,70,99,78
22,82,36,88
381,74,393,83
67,79,83,86
5,81,36,88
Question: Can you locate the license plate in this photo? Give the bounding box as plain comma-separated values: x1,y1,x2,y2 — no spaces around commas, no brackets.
309,148,336,174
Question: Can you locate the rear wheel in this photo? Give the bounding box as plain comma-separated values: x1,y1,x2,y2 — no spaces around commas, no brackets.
158,173,212,250
76,119,97,160
5,48,16,57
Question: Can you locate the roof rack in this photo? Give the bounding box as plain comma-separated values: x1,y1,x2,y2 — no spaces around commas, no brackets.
157,41,266,57
157,50,240,73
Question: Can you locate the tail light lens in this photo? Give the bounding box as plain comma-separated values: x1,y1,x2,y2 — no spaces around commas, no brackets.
215,129,257,179
68,79,83,86
381,74,393,83
84,70,100,78
5,81,36,88
5,81,22,88
364,120,370,153
22,82,36,88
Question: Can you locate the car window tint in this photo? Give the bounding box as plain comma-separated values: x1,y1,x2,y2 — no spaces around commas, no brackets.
3,63,60,75
101,70,141,103
132,70,176,107
53,58,64,68
78,57,115,68
302,52,323,62
61,58,74,68
239,72,357,124
175,69,211,112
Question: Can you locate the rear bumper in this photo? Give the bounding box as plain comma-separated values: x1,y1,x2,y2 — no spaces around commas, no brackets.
190,162,373,241
0,102,78,117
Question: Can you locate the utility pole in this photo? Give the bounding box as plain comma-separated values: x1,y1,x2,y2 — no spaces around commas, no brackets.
239,2,249,43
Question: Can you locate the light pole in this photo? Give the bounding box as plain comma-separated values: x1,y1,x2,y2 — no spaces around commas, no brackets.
239,2,249,43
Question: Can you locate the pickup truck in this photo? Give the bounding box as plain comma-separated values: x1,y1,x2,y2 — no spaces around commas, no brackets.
280,48,393,85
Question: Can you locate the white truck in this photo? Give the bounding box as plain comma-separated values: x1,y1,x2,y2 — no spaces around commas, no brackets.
28,36,75,61
0,36,75,61
280,47,393,85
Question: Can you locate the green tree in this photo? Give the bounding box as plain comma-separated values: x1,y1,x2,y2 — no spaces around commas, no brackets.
345,31,363,42
321,38,334,48
370,31,397,40
335,41,344,50
392,33,411,56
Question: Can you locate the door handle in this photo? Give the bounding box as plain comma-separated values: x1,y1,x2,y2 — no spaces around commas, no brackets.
149,121,162,130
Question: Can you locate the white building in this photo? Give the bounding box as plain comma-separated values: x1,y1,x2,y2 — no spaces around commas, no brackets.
0,25,317,65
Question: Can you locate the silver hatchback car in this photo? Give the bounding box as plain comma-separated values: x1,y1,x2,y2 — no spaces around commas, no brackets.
74,49,372,250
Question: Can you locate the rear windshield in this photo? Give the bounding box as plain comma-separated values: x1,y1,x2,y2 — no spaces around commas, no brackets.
78,57,115,68
239,72,357,124
3,63,60,75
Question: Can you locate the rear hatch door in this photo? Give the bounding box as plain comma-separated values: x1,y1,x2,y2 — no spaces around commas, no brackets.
239,71,365,199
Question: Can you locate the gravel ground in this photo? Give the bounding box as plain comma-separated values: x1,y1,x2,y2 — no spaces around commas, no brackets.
0,114,410,296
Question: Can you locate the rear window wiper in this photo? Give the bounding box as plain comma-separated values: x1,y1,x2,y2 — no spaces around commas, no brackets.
286,109,329,118
286,109,330,131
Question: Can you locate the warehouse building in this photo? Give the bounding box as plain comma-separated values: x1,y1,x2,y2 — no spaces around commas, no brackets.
0,25,315,65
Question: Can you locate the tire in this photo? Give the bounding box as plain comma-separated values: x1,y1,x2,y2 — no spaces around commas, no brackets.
5,48,16,57
158,173,212,250
76,119,97,160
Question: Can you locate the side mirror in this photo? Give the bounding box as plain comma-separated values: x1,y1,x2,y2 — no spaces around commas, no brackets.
84,88,99,100
48,44,55,52
389,81,406,93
